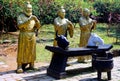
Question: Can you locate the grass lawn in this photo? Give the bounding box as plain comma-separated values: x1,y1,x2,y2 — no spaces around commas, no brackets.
36,23,120,62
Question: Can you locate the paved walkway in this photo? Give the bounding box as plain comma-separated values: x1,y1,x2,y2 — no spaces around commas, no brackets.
0,57,120,81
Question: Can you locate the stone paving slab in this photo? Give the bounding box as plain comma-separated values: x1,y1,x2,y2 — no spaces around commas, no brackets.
0,57,120,81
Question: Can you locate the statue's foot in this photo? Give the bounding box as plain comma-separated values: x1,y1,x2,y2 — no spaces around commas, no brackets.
28,66,35,70
29,63,34,70
66,63,72,66
78,60,91,63
16,68,23,73
26,67,39,72
22,64,28,70
77,60,86,63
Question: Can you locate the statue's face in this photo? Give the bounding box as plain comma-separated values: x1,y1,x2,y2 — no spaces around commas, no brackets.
58,9,66,19
83,8,90,17
24,2,32,16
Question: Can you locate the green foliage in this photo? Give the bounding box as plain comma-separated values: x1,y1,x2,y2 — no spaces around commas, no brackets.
54,0,94,23
93,1,120,16
93,1,110,16
38,1,59,25
62,0,81,23
0,0,94,29
1,0,120,32
37,0,82,25
1,0,23,18
0,0,23,32
108,2,120,14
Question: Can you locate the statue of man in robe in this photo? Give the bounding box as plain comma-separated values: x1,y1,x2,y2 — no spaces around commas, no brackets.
78,8,96,62
53,6,74,47
17,1,41,73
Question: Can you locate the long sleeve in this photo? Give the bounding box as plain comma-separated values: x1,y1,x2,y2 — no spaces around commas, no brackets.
68,22,74,38
17,14,30,29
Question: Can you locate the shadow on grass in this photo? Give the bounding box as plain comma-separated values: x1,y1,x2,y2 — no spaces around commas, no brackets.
113,42,120,45
0,65,49,75
0,70,16,75
79,78,97,81
96,27,107,33
79,78,109,81
66,66,111,81
22,65,55,81
0,65,55,81
36,38,54,43
66,66,95,76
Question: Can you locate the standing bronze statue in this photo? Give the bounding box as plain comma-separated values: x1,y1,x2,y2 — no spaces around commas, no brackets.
17,1,41,73
53,6,74,47
78,8,96,62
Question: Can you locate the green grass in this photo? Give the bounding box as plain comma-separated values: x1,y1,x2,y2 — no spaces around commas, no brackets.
93,23,120,49
36,23,120,62
0,24,119,62
36,24,54,62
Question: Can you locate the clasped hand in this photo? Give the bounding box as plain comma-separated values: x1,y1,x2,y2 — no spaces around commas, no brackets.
28,15,39,22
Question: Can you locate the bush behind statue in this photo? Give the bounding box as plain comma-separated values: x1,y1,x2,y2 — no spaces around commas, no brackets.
2,0,120,32
0,0,81,32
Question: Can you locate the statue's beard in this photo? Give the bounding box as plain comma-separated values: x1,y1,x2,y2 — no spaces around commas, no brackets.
59,15,65,19
25,11,32,17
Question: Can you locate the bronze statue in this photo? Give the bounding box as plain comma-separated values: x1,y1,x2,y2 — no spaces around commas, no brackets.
53,6,74,47
17,1,41,73
78,8,96,62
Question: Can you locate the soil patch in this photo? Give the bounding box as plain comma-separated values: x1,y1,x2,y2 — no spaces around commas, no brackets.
0,43,17,72
0,32,48,72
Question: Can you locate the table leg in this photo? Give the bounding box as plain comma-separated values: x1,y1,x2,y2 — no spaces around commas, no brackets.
107,71,111,80
47,53,68,79
97,71,101,80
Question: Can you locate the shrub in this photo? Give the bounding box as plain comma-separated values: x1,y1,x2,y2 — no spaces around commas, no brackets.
93,1,120,16
37,1,59,25
93,1,120,23
0,0,23,32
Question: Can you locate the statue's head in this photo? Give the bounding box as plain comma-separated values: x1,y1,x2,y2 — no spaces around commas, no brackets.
57,6,66,19
24,1,32,16
82,8,90,17
55,31,69,50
